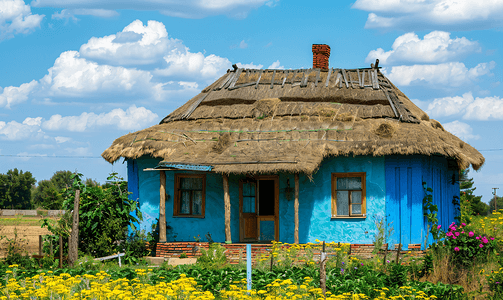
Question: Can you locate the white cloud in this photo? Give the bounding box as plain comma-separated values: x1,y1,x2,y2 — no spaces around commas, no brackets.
442,120,479,141
16,152,47,161
80,20,173,66
236,62,263,69
51,9,77,21
0,119,46,141
2,20,232,108
156,49,231,81
178,81,198,89
464,95,503,120
52,8,118,20
427,92,503,120
0,106,157,140
32,0,273,19
268,60,284,69
0,80,38,108
42,105,159,132
428,92,474,117
0,0,44,39
383,61,495,87
239,40,248,49
353,0,503,30
39,50,164,99
366,31,479,65
353,0,430,14
23,117,42,126
55,136,71,143
64,147,91,156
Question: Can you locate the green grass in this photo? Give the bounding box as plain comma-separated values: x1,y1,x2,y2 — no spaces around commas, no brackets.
0,216,45,226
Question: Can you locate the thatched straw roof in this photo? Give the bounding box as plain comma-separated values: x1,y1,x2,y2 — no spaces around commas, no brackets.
102,67,484,174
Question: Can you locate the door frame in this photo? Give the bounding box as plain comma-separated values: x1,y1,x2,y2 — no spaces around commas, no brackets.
239,175,279,242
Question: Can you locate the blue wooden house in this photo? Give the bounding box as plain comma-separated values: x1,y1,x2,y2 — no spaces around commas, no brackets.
102,45,484,250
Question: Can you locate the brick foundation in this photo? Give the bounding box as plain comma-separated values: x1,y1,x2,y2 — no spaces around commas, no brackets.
155,242,425,264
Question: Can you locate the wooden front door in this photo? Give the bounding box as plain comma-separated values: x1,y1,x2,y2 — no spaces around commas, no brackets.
239,176,279,242
239,180,258,242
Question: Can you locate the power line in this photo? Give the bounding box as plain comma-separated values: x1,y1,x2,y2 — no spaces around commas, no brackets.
0,154,103,159
479,149,503,151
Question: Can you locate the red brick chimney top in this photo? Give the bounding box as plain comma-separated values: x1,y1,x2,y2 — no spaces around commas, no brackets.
312,44,330,70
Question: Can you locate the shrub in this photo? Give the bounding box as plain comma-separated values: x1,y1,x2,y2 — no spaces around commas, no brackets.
118,231,150,265
196,243,228,269
43,172,143,259
1,228,37,268
386,263,408,287
441,222,497,268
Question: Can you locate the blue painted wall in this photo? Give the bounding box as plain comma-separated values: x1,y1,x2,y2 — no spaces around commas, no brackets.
385,156,459,250
279,156,386,244
421,156,459,246
129,157,241,242
129,157,161,234
128,155,458,245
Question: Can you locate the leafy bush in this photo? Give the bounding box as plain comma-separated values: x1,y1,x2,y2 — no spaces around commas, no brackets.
196,243,228,269
75,255,100,270
386,263,408,287
119,231,151,265
438,222,497,268
1,228,37,268
43,172,143,260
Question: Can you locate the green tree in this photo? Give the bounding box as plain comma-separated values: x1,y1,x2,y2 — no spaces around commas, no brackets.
459,169,488,222
488,195,503,214
50,170,73,190
0,169,36,209
84,178,100,187
32,170,74,209
43,172,143,258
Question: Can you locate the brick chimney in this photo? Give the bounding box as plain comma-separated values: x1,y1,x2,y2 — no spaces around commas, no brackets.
312,44,330,70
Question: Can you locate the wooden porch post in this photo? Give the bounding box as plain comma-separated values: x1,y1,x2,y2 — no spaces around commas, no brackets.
159,170,167,243
294,173,299,244
223,174,232,242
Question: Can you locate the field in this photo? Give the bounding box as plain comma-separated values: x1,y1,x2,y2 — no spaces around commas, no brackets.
0,212,503,299
0,216,53,258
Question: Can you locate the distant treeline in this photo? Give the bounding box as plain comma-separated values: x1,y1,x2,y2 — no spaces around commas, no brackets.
0,169,100,210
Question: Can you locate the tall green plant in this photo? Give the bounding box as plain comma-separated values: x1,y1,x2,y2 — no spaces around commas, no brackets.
423,182,441,247
372,215,394,255
43,172,143,259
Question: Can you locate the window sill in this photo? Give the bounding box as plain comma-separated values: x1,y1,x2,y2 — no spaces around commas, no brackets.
331,216,366,219
173,215,205,219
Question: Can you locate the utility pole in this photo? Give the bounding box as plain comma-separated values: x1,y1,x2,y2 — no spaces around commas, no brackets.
493,188,499,212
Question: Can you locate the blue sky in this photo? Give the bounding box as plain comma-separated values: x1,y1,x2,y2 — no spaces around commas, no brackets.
0,0,502,203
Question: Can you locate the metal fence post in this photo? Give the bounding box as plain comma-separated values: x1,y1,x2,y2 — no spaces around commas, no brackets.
246,244,252,291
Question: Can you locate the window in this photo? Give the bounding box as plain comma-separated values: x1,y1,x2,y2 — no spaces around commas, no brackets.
331,172,366,218
174,174,205,217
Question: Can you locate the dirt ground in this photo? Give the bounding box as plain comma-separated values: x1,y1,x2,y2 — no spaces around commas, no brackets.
0,217,53,258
